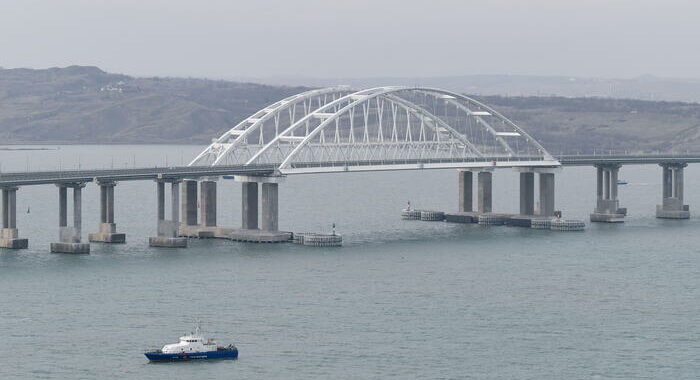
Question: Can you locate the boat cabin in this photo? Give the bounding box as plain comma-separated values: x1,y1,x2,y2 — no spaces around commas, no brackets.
161,333,217,354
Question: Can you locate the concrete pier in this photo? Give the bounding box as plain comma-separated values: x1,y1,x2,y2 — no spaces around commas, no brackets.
519,172,535,215
514,167,558,217
241,182,258,230
590,164,626,222
182,180,198,227
89,181,126,243
149,180,187,247
539,172,555,217
0,187,28,249
477,170,493,213
656,163,689,219
200,180,217,227
175,179,218,238
261,182,279,231
175,175,288,241
458,170,473,212
51,183,90,253
234,175,287,236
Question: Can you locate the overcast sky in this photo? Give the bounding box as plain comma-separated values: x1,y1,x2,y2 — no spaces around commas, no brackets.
1,0,699,80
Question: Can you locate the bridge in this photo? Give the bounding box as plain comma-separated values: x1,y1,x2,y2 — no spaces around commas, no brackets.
0,87,694,252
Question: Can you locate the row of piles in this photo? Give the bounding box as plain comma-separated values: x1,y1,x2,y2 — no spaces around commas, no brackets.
292,232,343,247
402,209,585,231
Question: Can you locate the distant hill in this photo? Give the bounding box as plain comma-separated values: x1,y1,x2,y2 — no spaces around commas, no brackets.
478,95,700,154
1,66,700,154
245,74,700,103
0,66,307,144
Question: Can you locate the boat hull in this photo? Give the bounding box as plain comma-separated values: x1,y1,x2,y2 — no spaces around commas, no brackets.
145,349,238,362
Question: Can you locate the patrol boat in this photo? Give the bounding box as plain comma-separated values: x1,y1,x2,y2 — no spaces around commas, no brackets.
144,323,238,362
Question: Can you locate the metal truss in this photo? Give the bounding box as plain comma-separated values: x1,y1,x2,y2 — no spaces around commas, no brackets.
189,86,355,166
190,87,559,173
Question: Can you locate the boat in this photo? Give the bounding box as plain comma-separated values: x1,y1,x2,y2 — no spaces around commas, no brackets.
144,323,238,362
617,180,628,185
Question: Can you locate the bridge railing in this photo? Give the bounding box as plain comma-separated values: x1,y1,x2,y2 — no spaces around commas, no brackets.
288,156,557,169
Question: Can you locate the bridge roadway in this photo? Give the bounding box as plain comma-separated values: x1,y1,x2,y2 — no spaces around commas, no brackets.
0,164,276,187
2,154,700,186
556,154,700,166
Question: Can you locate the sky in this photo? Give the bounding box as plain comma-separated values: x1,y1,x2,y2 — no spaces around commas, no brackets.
1,0,699,80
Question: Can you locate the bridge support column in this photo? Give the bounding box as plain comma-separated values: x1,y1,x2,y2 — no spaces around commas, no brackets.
181,180,198,227
149,180,187,248
539,172,555,217
51,183,90,253
261,183,279,231
172,181,180,226
235,175,286,232
89,181,126,243
515,167,559,217
477,170,493,213
241,182,258,229
200,181,217,227
656,163,689,219
519,172,535,215
0,187,28,249
590,164,626,223
458,170,473,212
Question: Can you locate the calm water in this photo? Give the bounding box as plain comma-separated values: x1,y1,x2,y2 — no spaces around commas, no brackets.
0,145,699,379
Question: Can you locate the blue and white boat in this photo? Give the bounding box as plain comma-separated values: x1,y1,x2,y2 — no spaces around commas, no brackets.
145,323,238,362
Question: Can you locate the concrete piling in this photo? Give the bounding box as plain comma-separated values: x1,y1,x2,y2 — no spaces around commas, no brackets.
149,180,187,248
241,182,258,230
261,182,279,231
656,163,689,219
174,175,289,241
51,183,90,253
59,185,67,228
0,187,28,249
171,181,180,225
539,172,555,217
89,181,126,243
519,172,535,215
590,164,626,222
458,170,473,212
420,210,445,221
182,180,198,227
157,181,165,221
477,171,492,213
200,180,217,227
515,167,558,217
236,175,287,231
293,233,342,247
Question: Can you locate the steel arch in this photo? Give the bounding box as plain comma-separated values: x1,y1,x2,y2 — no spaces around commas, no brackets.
190,86,559,173
189,86,355,166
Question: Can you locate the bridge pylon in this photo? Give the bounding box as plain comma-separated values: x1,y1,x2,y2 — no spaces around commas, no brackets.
0,186,28,249
89,180,126,243
149,179,188,248
590,164,626,223
51,183,90,253
656,163,690,219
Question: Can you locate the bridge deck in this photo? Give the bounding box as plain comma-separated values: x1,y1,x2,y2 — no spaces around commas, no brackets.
2,154,700,186
0,165,276,186
556,154,700,166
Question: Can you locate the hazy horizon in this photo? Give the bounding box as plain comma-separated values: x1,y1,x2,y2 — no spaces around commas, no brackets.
1,0,699,81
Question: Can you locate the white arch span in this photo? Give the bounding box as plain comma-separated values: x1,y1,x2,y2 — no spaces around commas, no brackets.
190,86,560,174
